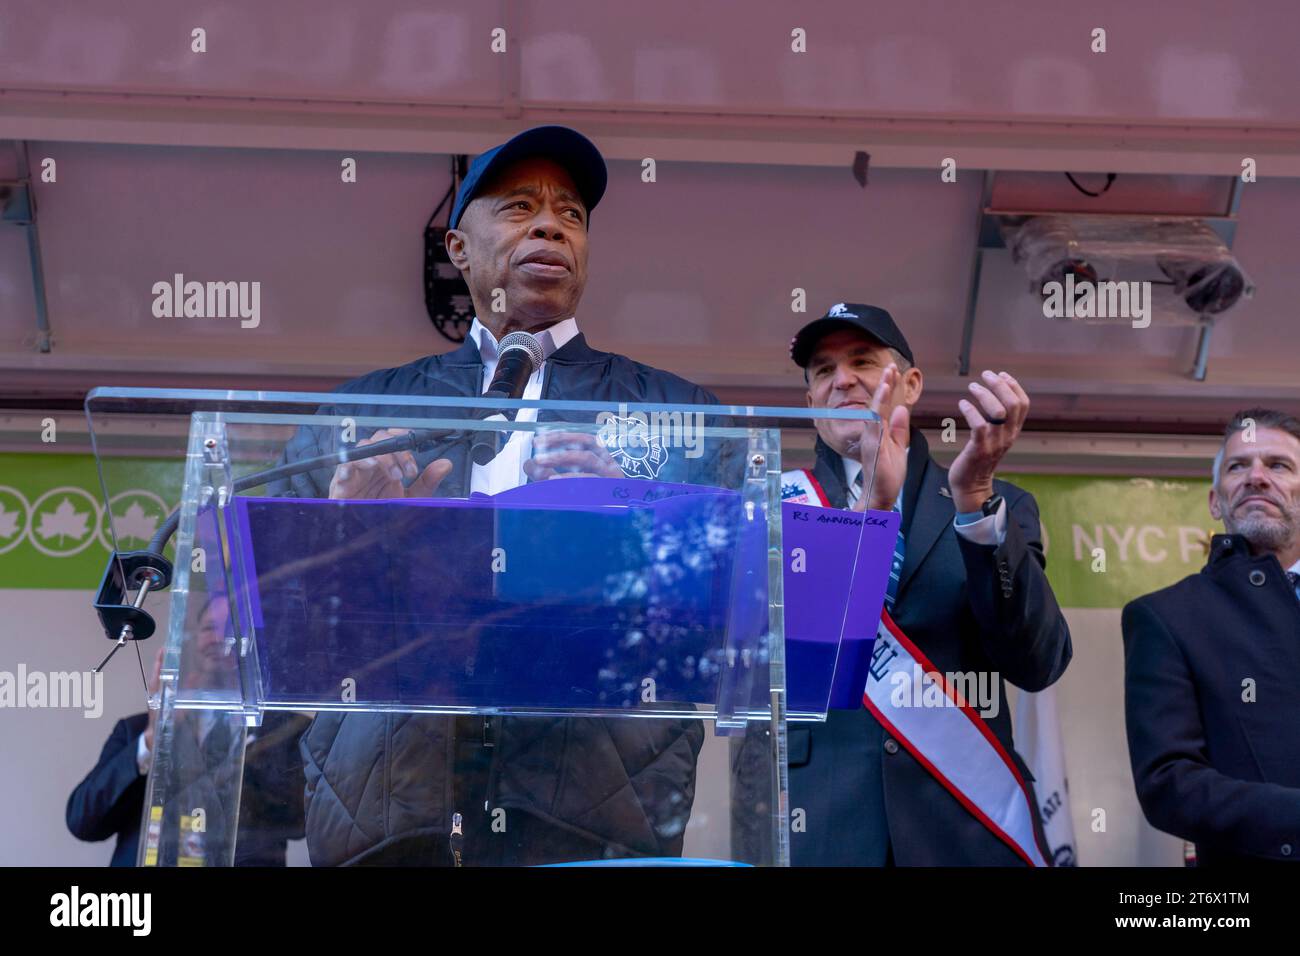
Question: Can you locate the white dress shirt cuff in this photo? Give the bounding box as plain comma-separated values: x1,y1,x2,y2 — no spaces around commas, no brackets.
952,498,1008,547
136,729,151,776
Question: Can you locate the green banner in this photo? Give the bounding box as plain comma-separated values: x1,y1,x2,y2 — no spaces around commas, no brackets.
1004,473,1216,609
0,453,181,590
0,453,1218,606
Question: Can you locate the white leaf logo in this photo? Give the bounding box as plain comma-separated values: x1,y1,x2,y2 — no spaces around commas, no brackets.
0,503,19,540
37,498,90,543
114,501,160,543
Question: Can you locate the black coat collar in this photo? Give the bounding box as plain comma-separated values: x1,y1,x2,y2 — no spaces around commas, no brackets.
1205,533,1296,578
446,328,604,366
1206,533,1250,567
896,429,953,600
428,329,607,398
810,437,850,509
546,331,604,366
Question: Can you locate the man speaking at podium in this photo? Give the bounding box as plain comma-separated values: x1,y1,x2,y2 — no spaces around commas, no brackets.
272,126,720,865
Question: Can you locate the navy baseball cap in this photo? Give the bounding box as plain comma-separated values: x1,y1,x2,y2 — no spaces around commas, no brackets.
449,125,607,230
790,303,915,368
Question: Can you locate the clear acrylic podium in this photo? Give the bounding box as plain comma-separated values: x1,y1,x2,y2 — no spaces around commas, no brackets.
85,388,883,867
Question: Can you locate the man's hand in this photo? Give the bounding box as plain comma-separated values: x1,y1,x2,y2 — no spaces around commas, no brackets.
329,428,453,499
524,431,623,481
850,363,910,512
143,646,164,754
948,370,1029,513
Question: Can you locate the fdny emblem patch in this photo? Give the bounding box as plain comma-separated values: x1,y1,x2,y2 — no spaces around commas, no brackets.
597,414,668,479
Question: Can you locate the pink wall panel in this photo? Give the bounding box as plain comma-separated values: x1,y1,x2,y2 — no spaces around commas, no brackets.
518,0,1296,122
0,0,502,102
1,1,1296,123
8,141,449,372
5,138,1295,406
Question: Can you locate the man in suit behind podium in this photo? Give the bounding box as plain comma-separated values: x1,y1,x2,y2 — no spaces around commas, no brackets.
782,304,1072,866
66,595,307,865
1123,408,1300,866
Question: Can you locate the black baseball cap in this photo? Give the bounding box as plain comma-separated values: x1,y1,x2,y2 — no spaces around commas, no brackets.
790,303,915,368
449,125,607,229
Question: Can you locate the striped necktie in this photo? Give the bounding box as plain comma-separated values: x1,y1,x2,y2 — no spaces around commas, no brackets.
852,471,907,609
1288,570,1300,604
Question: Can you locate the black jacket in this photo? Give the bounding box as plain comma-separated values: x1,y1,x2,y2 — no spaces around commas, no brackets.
1123,533,1300,866
273,333,724,866
66,715,149,866
785,432,1072,865
66,712,308,866
274,333,724,501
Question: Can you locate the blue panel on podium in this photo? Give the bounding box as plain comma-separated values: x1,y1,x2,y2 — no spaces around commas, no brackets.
222,485,757,714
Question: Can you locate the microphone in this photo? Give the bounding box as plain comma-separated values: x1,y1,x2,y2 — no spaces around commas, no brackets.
471,331,544,465
483,331,545,401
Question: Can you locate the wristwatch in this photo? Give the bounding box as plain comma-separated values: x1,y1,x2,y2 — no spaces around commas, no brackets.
980,493,1004,517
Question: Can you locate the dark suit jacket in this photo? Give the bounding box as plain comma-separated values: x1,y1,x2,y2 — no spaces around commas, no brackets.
787,431,1072,865
66,714,149,866
1123,533,1300,866
66,711,309,866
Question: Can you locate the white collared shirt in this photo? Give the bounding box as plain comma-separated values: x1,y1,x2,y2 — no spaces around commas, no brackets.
468,316,580,495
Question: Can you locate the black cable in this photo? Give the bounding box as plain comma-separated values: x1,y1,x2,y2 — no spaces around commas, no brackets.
424,154,466,230
425,180,455,231
1065,172,1116,197
135,639,148,696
